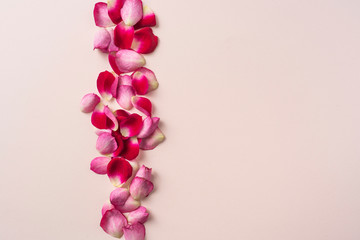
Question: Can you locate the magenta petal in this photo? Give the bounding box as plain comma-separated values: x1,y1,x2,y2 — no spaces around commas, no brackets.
119,75,133,86
90,156,111,174
109,52,122,75
96,132,118,155
131,96,152,116
110,187,130,207
80,93,100,113
120,113,143,137
116,85,135,110
114,109,130,122
107,28,120,52
123,223,145,240
137,117,159,138
97,71,118,100
91,104,119,130
135,165,152,181
107,157,133,187
129,177,154,200
94,28,111,52
114,50,146,73
114,22,134,49
115,195,140,213
100,209,127,238
131,67,158,95
132,27,158,54
134,5,156,29
139,127,165,150
94,2,115,27
107,0,124,24
127,206,149,224
121,0,143,26
102,202,115,216
111,131,124,157
121,137,139,160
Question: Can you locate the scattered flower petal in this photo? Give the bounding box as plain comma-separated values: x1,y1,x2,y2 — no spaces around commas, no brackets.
112,131,124,157
101,202,115,215
131,96,152,116
132,27,158,54
94,2,115,27
116,85,135,110
131,67,158,95
123,222,145,240
114,109,130,122
137,117,159,138
107,28,120,52
107,0,124,24
120,113,143,137
121,0,143,26
129,177,154,200
90,156,111,174
119,75,133,86
115,195,140,212
134,5,156,29
107,157,133,187
121,137,139,160
114,22,134,49
135,165,152,181
114,49,146,73
97,71,118,100
100,209,127,238
91,104,119,130
109,52,122,75
80,93,100,113
96,132,118,155
139,127,165,150
127,206,149,224
110,187,130,207
94,28,111,52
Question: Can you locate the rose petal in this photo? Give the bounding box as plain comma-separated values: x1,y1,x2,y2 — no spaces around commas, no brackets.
112,131,124,157
110,187,130,207
100,209,127,238
91,104,119,130
116,85,135,110
135,165,152,181
139,127,165,150
115,195,140,212
90,156,111,174
109,52,122,75
114,22,134,49
107,157,133,187
131,96,152,116
101,202,115,216
121,0,143,26
134,5,156,29
95,129,112,136
94,28,111,52
129,177,154,200
131,27,158,54
127,206,149,224
96,132,118,155
107,28,120,52
97,71,118,100
131,67,158,95
114,49,146,73
137,117,159,138
119,75,133,86
123,222,145,240
121,137,139,160
114,109,130,122
120,113,143,137
94,2,115,27
107,0,124,24
80,93,100,113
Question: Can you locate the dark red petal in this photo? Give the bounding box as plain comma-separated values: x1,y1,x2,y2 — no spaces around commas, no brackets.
112,131,124,157
121,137,139,160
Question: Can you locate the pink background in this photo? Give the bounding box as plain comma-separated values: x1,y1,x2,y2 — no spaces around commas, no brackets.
1,0,360,239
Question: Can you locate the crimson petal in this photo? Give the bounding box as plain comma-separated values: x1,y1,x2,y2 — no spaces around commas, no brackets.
97,71,118,100
121,137,139,160
114,22,134,49
107,157,133,187
131,96,152,116
120,113,143,137
132,27,158,54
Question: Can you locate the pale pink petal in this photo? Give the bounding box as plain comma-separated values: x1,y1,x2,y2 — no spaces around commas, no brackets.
114,49,146,73
90,156,111,174
80,93,100,113
97,71,118,100
114,22,134,49
109,52,122,75
137,117,159,138
119,75,133,86
107,157,133,187
107,28,120,52
131,27,158,54
94,2,115,27
102,202,115,215
120,113,143,137
107,0,124,24
94,28,111,52
134,5,156,29
100,209,127,238
127,206,149,224
111,131,124,157
116,85,135,110
135,165,152,181
121,0,143,26
139,127,165,150
110,187,130,207
91,104,119,130
95,129,112,136
96,132,118,155
131,67,158,95
121,137,139,160
129,177,154,200
131,96,152,116
115,196,140,212
123,223,145,240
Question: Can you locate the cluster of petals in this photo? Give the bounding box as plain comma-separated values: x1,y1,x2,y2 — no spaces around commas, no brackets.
81,1,163,239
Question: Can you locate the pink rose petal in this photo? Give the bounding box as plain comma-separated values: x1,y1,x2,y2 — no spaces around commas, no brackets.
131,67,158,95
121,0,143,26
96,132,118,155
107,28,120,52
109,52,122,75
107,0,124,24
131,96,152,116
131,27,158,54
115,195,140,212
91,104,119,130
97,71,118,100
101,202,115,215
80,93,100,113
94,28,111,52
110,187,130,207
114,49,146,73
135,165,152,181
119,74,133,86
137,117,159,138
120,113,143,137
129,177,154,200
107,157,133,187
114,22,134,49
90,156,111,174
123,222,145,240
134,5,156,29
116,85,135,110
114,109,130,122
127,206,149,224
121,137,139,160
111,131,124,157
100,209,127,238
94,2,115,27
139,127,165,150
